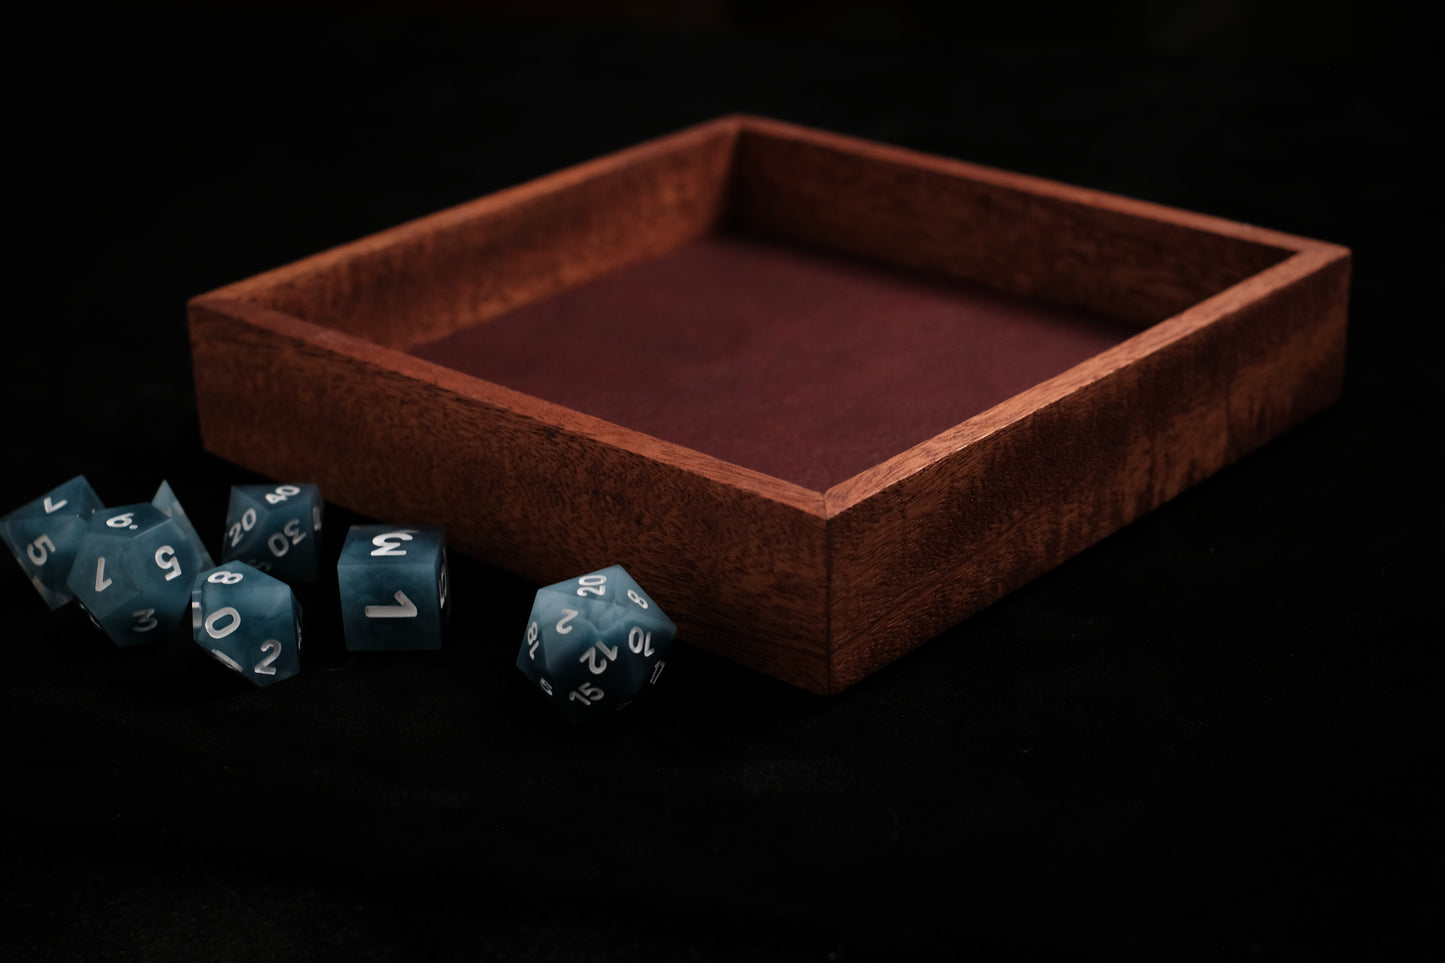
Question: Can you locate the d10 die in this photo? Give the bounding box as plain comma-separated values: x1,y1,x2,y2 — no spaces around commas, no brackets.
191,562,302,687
1,475,105,609
337,525,450,651
517,565,675,722
220,483,323,581
65,501,209,646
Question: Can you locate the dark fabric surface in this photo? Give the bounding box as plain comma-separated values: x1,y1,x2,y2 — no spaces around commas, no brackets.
5,3,1440,960
411,232,1134,490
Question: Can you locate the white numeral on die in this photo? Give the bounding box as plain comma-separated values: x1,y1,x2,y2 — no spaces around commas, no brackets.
265,485,300,505
578,641,618,675
228,508,256,547
627,626,654,657
26,534,55,566
364,590,418,619
370,531,415,556
267,518,306,558
210,649,243,673
205,606,241,639
569,682,603,705
254,640,282,675
154,545,182,581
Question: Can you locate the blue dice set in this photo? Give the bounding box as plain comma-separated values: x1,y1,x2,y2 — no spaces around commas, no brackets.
6,474,677,719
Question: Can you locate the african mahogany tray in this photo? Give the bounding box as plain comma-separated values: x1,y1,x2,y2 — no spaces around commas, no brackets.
188,115,1350,694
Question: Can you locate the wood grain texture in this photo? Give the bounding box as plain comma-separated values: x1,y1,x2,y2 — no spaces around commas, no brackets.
188,114,1351,695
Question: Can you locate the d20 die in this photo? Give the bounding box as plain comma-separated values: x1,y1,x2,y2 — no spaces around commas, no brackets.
191,562,302,687
517,565,675,722
337,525,449,651
220,483,323,581
1,475,105,609
64,502,209,646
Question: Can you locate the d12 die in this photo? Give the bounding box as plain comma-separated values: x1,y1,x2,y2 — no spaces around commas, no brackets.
337,525,450,651
220,483,323,581
65,501,209,645
1,475,105,609
517,565,675,722
191,562,302,687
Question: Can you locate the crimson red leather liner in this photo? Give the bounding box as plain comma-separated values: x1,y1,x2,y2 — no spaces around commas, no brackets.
411,232,1135,491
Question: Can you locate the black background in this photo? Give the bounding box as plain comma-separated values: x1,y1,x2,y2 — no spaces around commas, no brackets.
4,2,1441,959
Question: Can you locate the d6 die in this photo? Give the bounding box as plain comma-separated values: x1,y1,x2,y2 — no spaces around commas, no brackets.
65,500,210,645
1,475,105,609
337,525,449,651
191,562,302,687
517,565,675,722
220,483,323,581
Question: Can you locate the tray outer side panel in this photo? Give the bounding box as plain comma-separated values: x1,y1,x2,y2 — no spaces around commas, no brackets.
824,246,1350,692
188,300,834,693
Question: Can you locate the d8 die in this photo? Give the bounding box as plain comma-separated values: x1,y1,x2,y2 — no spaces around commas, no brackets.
1,475,105,609
220,483,323,581
191,562,302,687
64,500,210,646
337,525,449,651
517,565,675,722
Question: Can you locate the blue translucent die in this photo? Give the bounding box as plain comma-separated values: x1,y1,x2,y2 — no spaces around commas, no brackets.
1,475,105,609
336,524,449,651
152,480,215,570
64,502,209,646
190,562,302,687
517,565,676,722
219,483,323,581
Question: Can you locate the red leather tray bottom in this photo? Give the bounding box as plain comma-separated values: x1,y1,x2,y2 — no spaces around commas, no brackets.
411,232,1135,492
